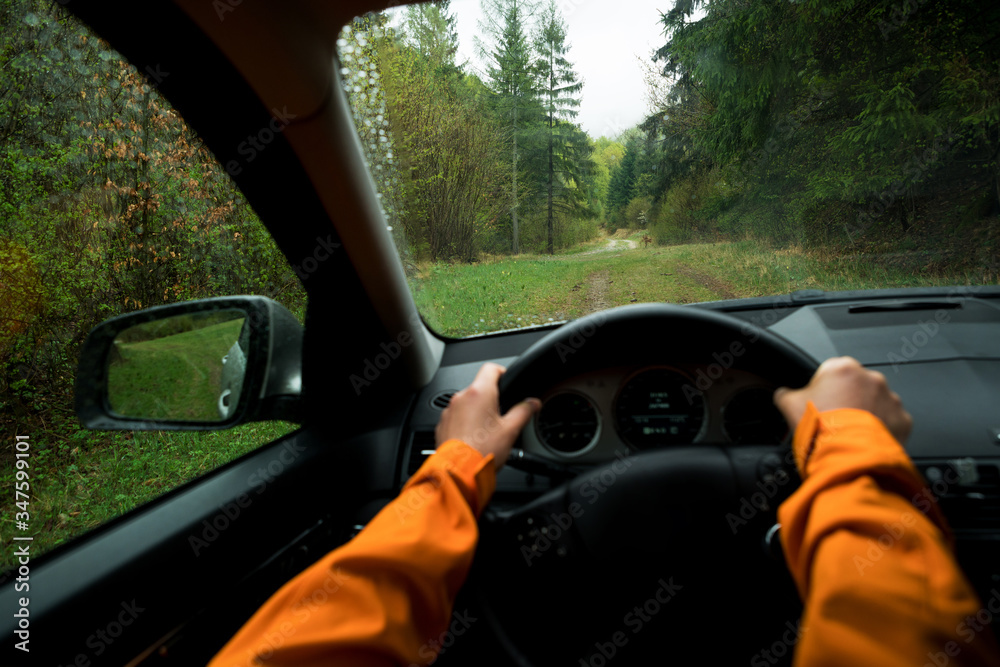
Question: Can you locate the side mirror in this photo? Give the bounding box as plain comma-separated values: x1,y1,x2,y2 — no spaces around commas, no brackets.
75,297,303,430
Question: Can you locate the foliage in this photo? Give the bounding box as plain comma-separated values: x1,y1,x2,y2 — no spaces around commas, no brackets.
478,0,542,254
530,0,592,254
401,0,460,68
624,196,653,229
651,169,719,244
383,41,512,260
339,0,599,260
606,134,640,222
0,0,305,555
635,0,1000,248
588,137,625,221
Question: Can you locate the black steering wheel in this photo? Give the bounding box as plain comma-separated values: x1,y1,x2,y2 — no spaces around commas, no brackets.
469,304,819,666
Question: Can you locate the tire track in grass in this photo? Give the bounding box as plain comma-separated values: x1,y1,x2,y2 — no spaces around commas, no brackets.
417,243,743,337
583,250,734,306
584,269,611,314
671,262,738,300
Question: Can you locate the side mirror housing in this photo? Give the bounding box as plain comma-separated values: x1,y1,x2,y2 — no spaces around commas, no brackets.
75,296,302,430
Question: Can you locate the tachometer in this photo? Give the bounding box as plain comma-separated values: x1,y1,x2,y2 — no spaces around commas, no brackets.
535,392,600,455
615,368,705,449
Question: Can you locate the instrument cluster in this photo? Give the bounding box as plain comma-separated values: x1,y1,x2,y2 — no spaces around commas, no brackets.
525,365,788,461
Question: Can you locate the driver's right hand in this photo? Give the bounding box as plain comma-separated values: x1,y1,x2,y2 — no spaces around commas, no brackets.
773,356,912,445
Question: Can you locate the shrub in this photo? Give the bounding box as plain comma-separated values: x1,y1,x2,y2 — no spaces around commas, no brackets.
624,196,653,228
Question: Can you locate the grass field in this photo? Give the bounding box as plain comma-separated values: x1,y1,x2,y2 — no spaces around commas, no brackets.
108,318,243,421
1,420,295,568
413,236,994,337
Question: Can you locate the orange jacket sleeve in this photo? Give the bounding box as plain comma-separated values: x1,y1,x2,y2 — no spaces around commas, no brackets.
778,404,1000,667
208,439,495,667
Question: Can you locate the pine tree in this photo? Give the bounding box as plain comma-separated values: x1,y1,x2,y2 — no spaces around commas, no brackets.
532,0,587,254
477,0,540,254
607,135,640,223
402,0,459,69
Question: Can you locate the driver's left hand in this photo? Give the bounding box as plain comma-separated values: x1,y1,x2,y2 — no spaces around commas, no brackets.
435,363,540,469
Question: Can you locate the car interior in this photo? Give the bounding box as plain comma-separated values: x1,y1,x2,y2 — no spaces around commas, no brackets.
2,0,999,665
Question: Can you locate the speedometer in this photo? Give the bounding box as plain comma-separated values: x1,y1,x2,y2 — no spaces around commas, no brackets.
535,392,600,455
614,368,705,449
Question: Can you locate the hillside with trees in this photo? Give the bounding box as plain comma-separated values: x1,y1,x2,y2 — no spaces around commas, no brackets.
606,0,999,275
5,0,999,444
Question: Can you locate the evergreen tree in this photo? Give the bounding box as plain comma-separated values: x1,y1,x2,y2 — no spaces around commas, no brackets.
477,0,540,254
402,0,459,69
607,134,640,222
532,0,588,254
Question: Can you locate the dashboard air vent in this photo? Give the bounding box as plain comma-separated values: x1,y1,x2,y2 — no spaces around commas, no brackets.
923,463,1000,532
430,391,456,410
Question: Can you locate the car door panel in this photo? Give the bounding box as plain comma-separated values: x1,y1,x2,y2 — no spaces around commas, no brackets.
0,414,406,666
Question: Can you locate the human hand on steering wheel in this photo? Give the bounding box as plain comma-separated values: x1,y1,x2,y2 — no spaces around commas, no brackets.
435,362,541,469
773,356,912,445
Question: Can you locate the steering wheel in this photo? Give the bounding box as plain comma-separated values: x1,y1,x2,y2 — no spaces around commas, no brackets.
472,304,819,666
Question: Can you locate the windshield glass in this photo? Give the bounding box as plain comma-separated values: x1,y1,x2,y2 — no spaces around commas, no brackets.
337,0,999,338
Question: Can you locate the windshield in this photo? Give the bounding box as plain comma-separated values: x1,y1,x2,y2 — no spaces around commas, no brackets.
337,0,999,338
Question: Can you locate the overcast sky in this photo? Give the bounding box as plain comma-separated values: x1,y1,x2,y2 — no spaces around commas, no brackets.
448,0,674,139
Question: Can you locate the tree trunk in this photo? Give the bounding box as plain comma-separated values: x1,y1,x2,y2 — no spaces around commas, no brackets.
994,159,1000,215
546,112,554,255
546,62,555,256
511,105,519,255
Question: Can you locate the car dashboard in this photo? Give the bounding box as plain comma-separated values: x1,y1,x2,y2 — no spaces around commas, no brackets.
403,289,1000,538
387,288,1000,665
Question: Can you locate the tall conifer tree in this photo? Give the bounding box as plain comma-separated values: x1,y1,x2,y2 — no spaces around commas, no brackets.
478,0,540,254
532,0,588,254
403,0,459,68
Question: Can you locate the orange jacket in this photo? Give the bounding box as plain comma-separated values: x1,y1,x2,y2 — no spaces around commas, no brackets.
778,404,1000,667
210,411,1000,666
208,439,493,666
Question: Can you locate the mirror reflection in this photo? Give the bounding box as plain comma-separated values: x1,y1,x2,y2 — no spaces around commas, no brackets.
107,309,249,422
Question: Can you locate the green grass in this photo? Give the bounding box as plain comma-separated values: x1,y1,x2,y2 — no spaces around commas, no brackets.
668,240,994,294
413,238,996,338
108,318,243,421
0,417,295,568
413,259,597,335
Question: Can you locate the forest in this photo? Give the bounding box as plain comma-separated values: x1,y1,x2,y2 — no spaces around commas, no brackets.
1,0,998,556
339,0,610,262
338,0,998,267
1,0,303,439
